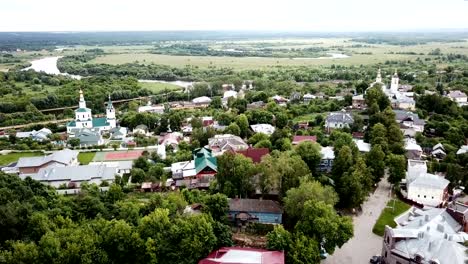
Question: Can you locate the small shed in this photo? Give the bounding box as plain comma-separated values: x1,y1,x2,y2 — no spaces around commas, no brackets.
228,198,283,225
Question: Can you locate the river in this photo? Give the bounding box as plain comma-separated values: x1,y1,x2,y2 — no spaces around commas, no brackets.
22,56,193,88
23,53,349,86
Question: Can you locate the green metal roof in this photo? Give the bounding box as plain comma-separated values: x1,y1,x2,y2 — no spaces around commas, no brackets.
193,147,217,173
75,108,91,113
92,117,110,127
67,121,76,127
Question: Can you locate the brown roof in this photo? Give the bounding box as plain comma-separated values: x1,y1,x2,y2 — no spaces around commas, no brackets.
292,135,317,144
229,198,283,214
235,148,270,163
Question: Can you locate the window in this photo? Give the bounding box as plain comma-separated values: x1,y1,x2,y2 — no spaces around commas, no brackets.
418,195,420,197
432,196,434,199
385,252,387,258
424,195,426,198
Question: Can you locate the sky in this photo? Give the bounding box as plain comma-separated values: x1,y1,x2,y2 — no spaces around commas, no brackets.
0,0,467,32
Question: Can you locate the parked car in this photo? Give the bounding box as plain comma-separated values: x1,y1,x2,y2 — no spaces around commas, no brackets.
370,255,382,264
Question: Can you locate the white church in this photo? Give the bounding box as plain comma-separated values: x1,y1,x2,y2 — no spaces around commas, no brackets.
368,68,415,111
66,89,116,134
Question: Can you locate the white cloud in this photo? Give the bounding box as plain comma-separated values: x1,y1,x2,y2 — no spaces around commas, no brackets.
0,0,467,31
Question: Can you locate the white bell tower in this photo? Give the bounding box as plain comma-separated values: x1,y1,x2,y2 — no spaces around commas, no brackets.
390,69,399,93
106,95,116,128
75,89,93,128
376,68,382,83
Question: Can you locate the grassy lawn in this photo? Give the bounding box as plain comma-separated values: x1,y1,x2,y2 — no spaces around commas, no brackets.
0,152,44,166
372,199,411,236
78,152,96,165
139,82,182,93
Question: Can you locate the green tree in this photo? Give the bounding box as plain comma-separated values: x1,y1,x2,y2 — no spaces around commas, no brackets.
203,193,229,222
235,114,250,138
338,157,372,208
266,225,292,251
295,141,322,173
331,145,354,181
254,139,273,150
101,220,144,264
248,132,269,145
366,144,386,182
225,122,241,136
387,154,406,184
295,201,353,254
288,233,320,264
68,138,80,148
259,152,311,198
284,180,338,224
216,152,256,198
275,112,289,129
209,96,222,109
131,168,146,183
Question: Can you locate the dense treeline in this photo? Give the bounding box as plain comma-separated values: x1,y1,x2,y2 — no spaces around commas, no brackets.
0,70,154,126
151,43,330,58
2,31,467,51
0,173,233,264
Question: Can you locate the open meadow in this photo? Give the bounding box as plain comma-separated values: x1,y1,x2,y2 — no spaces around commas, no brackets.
88,38,468,69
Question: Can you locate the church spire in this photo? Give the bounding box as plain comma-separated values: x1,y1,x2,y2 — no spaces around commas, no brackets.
106,94,114,109
376,68,382,83
78,89,87,109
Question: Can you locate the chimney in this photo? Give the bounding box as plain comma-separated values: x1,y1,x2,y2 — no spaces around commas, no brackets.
425,215,430,222
428,241,433,252
419,219,424,226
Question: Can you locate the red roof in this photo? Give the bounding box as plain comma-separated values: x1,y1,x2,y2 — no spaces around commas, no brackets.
352,132,364,139
199,247,285,264
235,148,270,163
292,135,317,145
203,120,214,127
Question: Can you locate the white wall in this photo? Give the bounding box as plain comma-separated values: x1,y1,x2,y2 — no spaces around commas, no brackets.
407,185,445,206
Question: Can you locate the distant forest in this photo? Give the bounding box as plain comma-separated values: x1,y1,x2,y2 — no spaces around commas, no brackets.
0,31,467,51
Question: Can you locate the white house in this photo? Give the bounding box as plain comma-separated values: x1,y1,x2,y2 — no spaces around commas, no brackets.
318,146,335,172
30,164,118,188
404,138,423,159
303,93,316,103
456,145,468,155
324,111,354,132
16,149,79,175
381,205,468,264
208,134,248,155
16,128,52,142
353,139,371,153
138,102,165,113
192,96,212,105
133,125,150,136
405,160,449,207
447,90,468,106
250,124,275,135
88,161,133,175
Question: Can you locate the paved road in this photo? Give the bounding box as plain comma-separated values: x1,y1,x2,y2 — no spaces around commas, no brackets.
323,177,392,264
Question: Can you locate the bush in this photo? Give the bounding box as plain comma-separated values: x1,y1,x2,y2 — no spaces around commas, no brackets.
246,222,275,235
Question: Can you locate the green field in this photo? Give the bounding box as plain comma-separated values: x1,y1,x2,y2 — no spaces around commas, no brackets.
78,152,96,165
139,82,182,93
372,199,411,236
87,38,468,69
0,152,44,166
